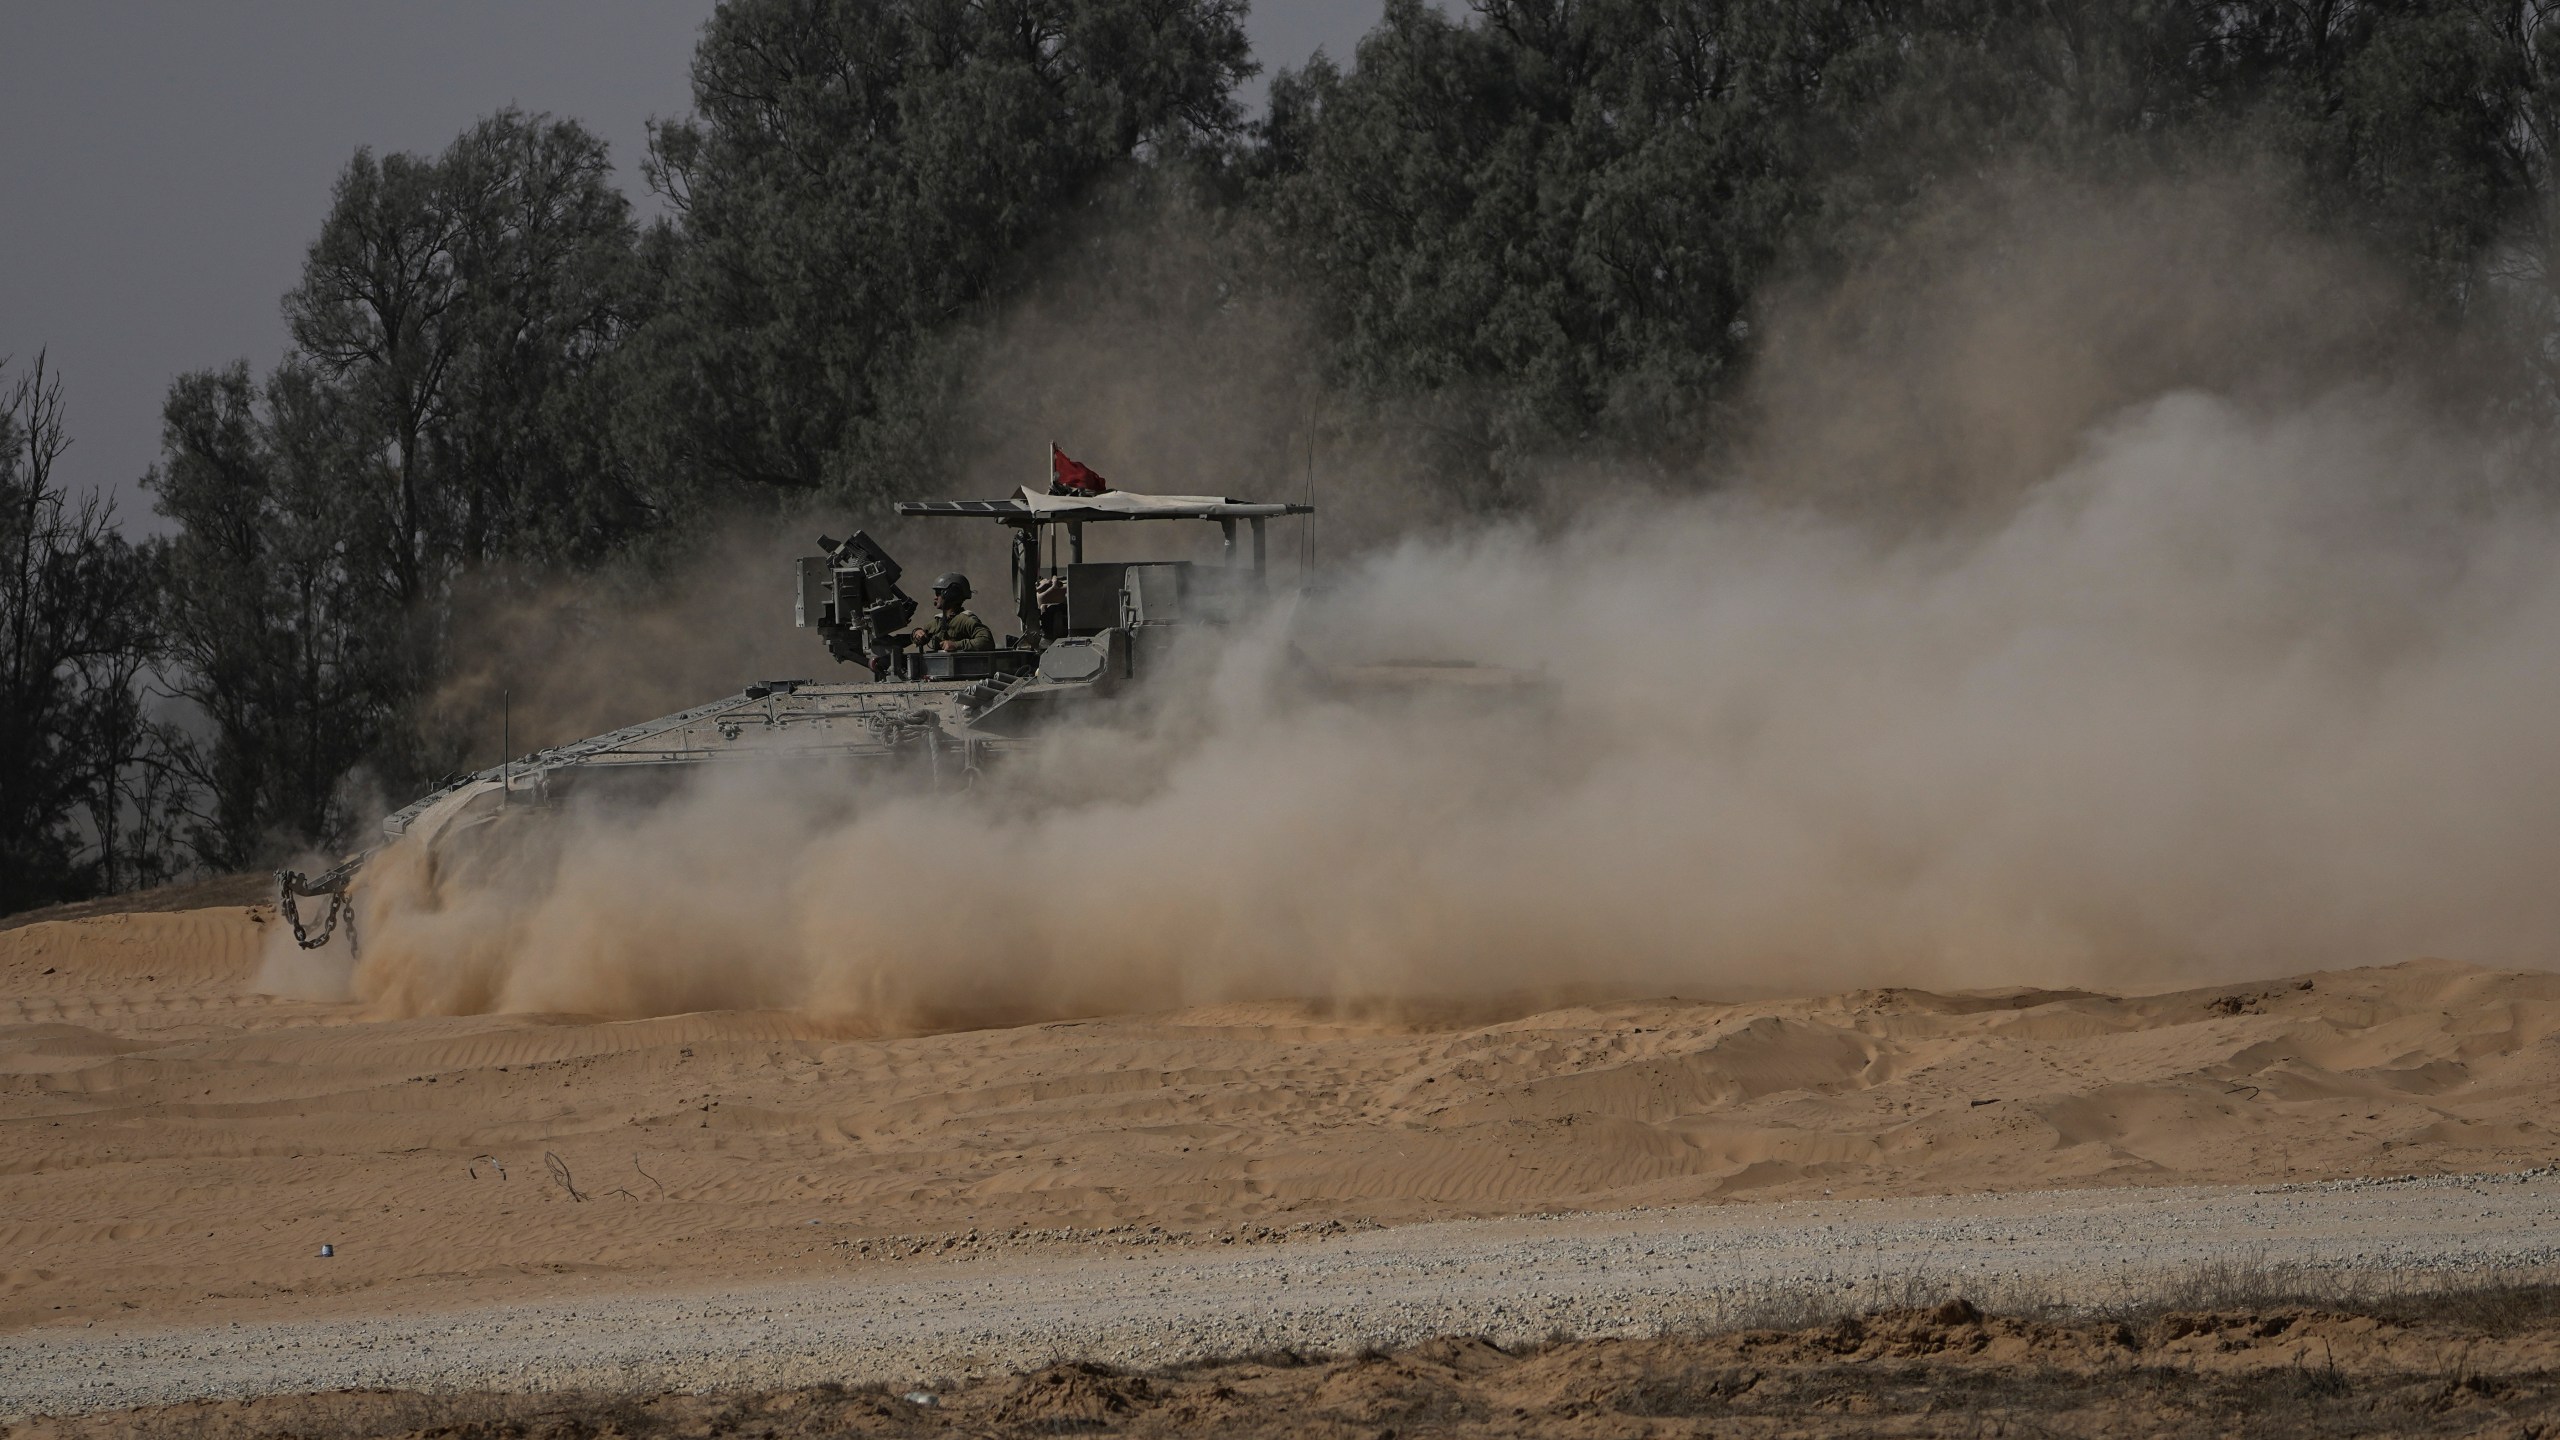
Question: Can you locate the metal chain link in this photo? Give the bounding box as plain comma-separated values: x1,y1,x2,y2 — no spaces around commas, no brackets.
275,854,367,956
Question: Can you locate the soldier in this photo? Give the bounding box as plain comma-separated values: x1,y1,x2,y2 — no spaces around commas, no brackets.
1035,573,1068,640
910,572,996,652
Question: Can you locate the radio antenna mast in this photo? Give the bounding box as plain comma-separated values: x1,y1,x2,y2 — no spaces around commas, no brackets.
1301,417,1316,585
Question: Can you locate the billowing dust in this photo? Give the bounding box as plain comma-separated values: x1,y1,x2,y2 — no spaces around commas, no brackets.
325,179,2560,1027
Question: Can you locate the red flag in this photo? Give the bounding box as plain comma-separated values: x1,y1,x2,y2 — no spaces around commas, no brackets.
1051,444,1110,496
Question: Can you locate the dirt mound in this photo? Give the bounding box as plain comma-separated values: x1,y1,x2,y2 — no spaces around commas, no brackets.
0,873,271,934
990,1362,1156,1427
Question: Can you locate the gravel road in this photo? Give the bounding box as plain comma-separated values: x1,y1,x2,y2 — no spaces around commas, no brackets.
9,1169,2560,1419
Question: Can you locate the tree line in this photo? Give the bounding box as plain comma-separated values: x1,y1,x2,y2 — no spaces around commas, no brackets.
9,0,2559,913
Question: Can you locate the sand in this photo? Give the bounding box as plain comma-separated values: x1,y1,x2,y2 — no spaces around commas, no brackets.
7,903,2560,1345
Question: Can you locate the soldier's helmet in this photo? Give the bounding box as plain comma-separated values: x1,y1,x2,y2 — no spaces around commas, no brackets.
932,572,972,602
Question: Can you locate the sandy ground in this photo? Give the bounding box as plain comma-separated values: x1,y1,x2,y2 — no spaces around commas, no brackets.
9,903,2560,1416
9,907,2560,1328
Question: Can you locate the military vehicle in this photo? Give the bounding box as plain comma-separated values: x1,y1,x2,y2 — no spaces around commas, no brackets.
273,484,1314,954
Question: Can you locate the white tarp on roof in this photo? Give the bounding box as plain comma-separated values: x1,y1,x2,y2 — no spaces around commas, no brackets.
1012,487,1230,515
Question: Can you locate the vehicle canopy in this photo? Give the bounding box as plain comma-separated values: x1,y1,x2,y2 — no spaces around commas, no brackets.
895,488,1312,643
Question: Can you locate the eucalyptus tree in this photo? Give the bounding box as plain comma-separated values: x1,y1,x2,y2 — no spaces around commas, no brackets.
286,109,644,604
626,0,1256,509
151,111,646,858
146,362,390,867
1257,0,2560,502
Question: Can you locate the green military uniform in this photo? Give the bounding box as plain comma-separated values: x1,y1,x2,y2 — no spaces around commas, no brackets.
917,607,995,651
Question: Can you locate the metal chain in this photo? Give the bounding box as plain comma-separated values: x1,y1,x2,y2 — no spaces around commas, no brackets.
864,708,943,747
277,887,351,952
276,854,367,956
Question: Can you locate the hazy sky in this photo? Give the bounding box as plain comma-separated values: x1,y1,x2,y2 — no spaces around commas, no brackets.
1,1,1381,535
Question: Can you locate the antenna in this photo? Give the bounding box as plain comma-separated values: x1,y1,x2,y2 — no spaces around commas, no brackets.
1302,416,1316,586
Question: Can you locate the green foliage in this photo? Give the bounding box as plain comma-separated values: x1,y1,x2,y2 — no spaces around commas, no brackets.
622,0,1255,511
285,108,644,598
1255,0,2560,502
438,113,653,567
143,112,646,865
147,363,395,869
1259,0,1926,498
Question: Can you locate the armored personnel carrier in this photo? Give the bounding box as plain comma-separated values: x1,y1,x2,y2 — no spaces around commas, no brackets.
272,484,1313,953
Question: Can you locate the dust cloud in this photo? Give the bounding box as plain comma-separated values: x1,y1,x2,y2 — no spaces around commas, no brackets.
337,177,2560,1027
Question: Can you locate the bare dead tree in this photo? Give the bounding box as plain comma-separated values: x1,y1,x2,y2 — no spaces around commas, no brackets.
0,353,175,912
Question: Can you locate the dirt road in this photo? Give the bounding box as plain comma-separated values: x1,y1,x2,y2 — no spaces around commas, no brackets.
10,1167,2559,1419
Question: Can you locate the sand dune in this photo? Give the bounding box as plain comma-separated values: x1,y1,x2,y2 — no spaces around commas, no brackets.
4,906,2557,1331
